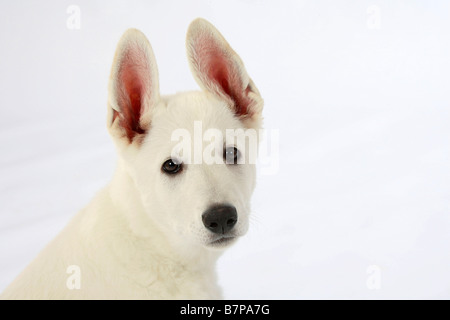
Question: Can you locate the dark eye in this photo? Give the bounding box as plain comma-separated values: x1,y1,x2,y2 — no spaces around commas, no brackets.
224,147,240,164
162,159,182,174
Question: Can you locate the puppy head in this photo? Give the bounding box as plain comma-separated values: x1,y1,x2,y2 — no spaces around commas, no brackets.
107,19,263,251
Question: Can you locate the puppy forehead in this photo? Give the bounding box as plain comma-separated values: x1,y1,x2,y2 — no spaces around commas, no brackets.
155,91,242,133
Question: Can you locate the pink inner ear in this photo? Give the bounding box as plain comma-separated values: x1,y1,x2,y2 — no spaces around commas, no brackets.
198,37,253,117
114,48,148,142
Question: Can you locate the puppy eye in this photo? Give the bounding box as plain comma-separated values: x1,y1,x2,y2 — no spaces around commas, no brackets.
162,159,183,174
224,147,240,165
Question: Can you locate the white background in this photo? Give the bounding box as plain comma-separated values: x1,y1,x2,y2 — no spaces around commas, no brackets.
0,0,449,299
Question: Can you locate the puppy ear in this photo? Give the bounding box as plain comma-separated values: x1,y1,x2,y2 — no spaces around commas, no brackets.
108,29,160,144
186,18,263,128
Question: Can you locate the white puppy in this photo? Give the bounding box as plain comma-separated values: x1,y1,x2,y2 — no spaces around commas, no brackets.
1,18,263,299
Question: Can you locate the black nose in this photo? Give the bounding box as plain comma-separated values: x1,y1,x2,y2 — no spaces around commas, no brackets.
202,205,238,234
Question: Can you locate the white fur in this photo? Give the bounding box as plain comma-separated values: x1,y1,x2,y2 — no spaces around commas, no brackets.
1,18,262,300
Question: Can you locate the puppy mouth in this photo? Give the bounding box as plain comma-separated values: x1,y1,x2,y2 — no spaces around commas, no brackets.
207,235,237,248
